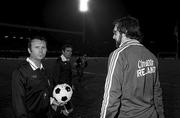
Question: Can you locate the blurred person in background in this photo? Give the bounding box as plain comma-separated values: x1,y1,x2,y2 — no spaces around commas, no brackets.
53,44,73,87
100,16,165,118
74,54,88,85
52,44,74,118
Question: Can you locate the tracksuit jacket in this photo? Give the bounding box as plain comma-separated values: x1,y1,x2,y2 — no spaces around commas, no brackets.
100,40,164,118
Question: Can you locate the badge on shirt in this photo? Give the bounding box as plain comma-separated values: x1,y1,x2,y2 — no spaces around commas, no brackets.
32,75,37,79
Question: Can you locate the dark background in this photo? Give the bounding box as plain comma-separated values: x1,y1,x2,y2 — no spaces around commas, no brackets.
0,0,178,57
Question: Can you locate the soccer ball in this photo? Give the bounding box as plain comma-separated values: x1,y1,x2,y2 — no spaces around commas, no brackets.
53,83,73,104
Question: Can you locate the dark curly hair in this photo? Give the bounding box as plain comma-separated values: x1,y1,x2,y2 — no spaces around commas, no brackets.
61,44,73,52
113,15,143,41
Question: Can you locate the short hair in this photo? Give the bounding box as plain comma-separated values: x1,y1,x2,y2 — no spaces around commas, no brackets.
61,44,73,52
28,36,47,49
113,15,143,40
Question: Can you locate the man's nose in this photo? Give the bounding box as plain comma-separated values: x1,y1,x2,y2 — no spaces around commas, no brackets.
39,48,44,52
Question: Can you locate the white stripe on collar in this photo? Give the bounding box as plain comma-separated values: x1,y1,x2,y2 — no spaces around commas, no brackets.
61,55,69,62
119,39,140,48
26,58,43,71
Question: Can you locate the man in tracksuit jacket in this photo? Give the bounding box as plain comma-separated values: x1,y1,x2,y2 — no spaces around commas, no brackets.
100,16,165,118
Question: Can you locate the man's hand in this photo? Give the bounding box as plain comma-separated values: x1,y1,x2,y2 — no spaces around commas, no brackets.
62,104,73,116
50,97,61,111
51,97,60,105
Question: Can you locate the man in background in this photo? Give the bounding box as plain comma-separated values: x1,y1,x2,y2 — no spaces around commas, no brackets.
52,44,74,118
74,54,88,84
53,44,73,87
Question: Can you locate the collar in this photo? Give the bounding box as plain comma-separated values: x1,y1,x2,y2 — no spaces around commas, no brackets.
61,55,70,62
119,38,140,48
26,58,44,71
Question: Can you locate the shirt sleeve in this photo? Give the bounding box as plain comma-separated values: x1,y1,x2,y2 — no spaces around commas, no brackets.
154,64,165,118
12,69,27,118
100,52,124,118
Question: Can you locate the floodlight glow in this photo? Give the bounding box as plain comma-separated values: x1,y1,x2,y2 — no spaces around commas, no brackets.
79,0,89,12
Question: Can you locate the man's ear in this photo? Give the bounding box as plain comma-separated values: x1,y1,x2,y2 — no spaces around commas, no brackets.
28,48,31,54
122,33,126,38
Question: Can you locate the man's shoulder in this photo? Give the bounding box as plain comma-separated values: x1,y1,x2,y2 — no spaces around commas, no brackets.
56,57,70,66
108,51,114,58
56,56,63,62
16,60,30,71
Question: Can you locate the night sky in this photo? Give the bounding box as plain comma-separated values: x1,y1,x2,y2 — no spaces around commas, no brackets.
0,0,178,56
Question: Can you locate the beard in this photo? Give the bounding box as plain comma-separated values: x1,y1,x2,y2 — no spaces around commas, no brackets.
115,41,121,48
115,35,122,48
